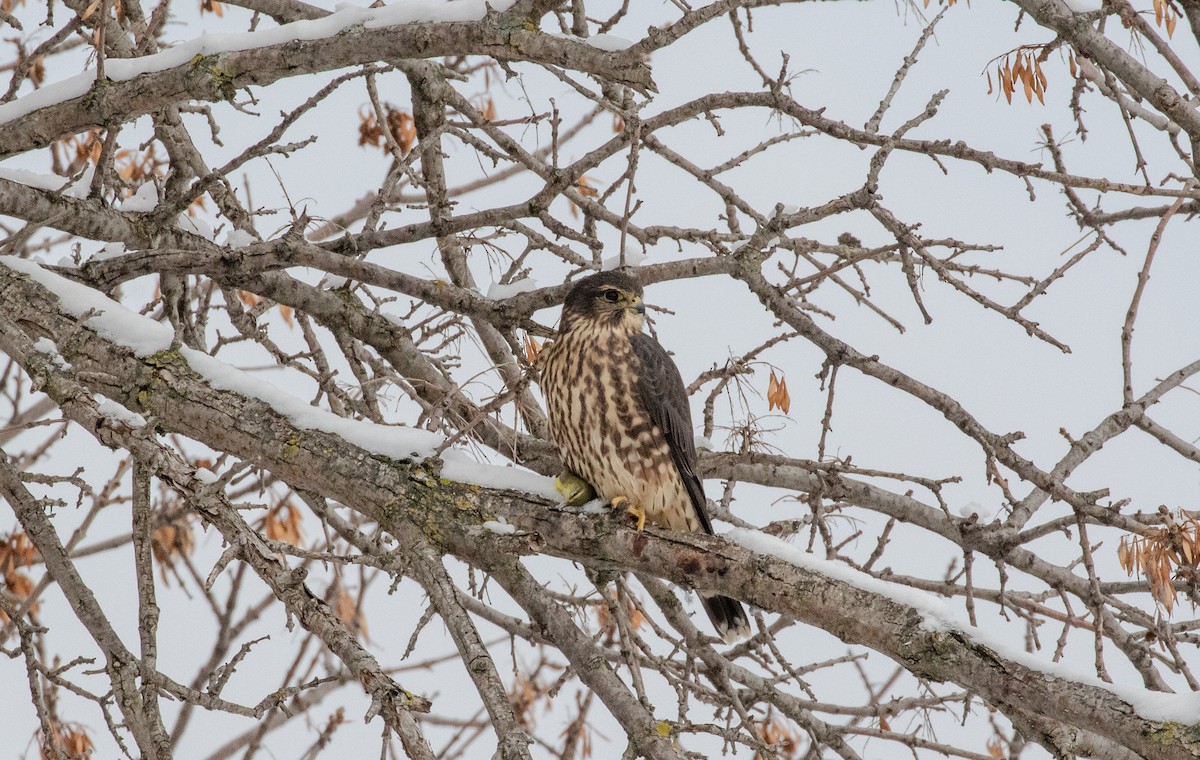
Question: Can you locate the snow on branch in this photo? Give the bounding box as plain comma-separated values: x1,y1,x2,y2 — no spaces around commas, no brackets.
0,0,652,159
0,257,1195,760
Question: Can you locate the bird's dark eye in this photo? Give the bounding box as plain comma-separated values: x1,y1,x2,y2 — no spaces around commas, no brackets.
602,290,621,303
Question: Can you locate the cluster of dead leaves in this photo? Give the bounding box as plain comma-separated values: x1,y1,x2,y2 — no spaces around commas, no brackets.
1151,0,1180,37
40,722,94,760
988,48,1050,105
234,289,295,327
593,591,645,647
200,0,223,16
522,333,542,364
1118,508,1200,614
509,673,555,731
51,129,104,177
767,369,790,414
0,532,40,623
753,711,800,759
358,105,417,154
263,501,304,546
48,133,202,211
117,143,167,185
150,514,195,582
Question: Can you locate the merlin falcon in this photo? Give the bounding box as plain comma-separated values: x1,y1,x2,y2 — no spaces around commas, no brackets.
539,271,751,643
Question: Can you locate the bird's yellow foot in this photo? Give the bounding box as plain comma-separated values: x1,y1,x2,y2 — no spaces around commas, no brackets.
555,471,596,507
610,496,646,532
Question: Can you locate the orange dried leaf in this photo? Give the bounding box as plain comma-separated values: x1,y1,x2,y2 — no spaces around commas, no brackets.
522,333,542,364
628,606,645,631
264,502,304,546
333,583,368,636
358,107,382,148
0,532,38,572
5,569,40,615
334,585,354,623
577,177,598,197
767,370,791,414
754,715,799,759
61,727,93,758
5,569,35,599
1000,62,1014,104
385,107,416,154
237,290,263,307
28,56,44,87
483,97,497,121
987,737,1005,759
1069,51,1077,78
279,304,294,327
151,518,195,572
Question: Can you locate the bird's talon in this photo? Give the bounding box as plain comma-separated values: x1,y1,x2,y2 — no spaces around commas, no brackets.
610,496,646,531
629,505,646,532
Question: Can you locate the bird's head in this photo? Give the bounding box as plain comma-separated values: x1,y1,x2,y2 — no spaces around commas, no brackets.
559,270,646,335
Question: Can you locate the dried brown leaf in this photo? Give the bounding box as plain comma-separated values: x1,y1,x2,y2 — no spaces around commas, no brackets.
523,333,542,364
264,502,304,546
767,370,791,414
333,582,368,637
151,517,195,577
237,290,263,307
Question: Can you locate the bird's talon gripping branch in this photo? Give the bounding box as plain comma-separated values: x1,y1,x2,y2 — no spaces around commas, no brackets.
610,496,646,532
554,471,597,507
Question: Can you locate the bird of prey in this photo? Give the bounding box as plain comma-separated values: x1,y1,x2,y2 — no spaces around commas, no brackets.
538,270,751,643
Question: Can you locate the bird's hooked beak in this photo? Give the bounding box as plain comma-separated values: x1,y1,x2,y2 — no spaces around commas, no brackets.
632,297,646,315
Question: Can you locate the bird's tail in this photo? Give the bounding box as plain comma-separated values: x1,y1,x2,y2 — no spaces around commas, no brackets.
700,593,751,644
